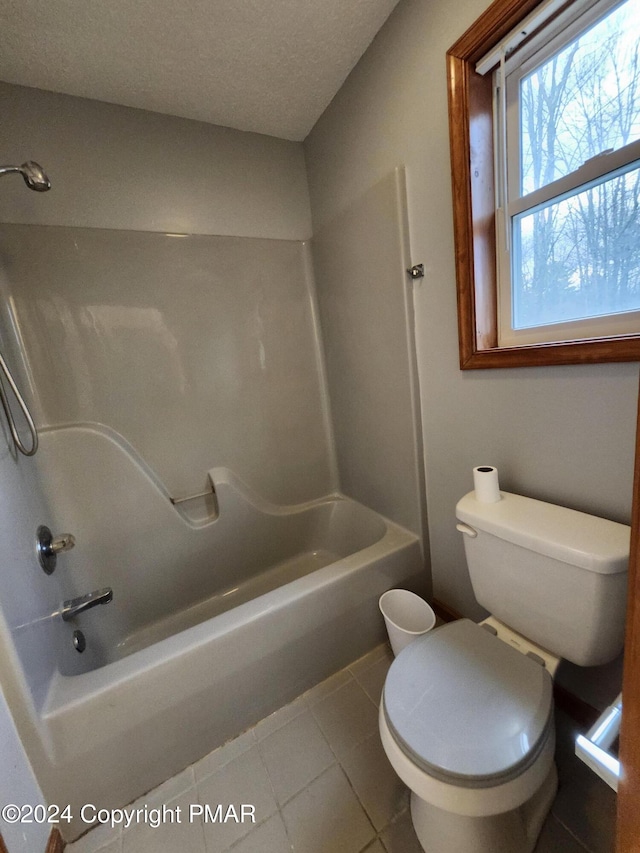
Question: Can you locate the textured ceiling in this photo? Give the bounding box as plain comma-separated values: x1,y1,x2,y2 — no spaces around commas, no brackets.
0,0,401,141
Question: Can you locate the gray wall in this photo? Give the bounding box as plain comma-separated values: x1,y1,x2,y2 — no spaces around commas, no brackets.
0,82,312,239
305,0,640,618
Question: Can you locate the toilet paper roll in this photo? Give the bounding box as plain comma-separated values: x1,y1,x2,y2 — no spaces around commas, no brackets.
473,466,501,503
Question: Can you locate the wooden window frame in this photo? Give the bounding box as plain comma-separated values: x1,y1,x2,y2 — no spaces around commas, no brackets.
446,0,640,369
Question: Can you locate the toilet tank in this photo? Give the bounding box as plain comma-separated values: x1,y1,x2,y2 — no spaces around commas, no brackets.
456,491,630,667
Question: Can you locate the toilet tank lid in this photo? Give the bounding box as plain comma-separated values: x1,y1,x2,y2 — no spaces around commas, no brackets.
456,491,629,574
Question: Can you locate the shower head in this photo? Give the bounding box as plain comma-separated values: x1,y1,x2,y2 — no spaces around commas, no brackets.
0,161,51,192
20,161,51,192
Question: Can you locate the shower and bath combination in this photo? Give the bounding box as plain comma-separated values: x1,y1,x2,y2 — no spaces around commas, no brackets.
0,159,51,455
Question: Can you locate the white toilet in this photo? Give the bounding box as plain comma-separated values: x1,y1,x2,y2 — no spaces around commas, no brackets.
379,489,630,853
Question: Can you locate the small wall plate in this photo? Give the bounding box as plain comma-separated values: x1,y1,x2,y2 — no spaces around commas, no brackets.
36,525,75,574
36,525,56,574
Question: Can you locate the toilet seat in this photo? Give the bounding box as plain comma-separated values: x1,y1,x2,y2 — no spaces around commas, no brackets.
382,620,553,788
379,703,556,818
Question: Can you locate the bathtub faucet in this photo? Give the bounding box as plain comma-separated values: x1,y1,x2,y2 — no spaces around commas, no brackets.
60,588,113,621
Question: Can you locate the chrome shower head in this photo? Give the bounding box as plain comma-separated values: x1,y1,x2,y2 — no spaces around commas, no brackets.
0,161,51,192
20,161,51,192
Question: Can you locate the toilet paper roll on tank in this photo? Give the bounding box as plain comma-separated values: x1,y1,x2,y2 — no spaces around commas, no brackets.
473,465,501,503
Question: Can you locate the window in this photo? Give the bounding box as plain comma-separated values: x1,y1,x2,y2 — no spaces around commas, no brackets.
447,0,640,367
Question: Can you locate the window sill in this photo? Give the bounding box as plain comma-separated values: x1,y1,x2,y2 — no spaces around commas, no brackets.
460,336,640,369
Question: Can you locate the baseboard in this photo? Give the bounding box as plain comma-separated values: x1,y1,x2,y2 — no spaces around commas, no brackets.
431,597,463,623
431,598,601,729
45,828,64,852
553,683,600,730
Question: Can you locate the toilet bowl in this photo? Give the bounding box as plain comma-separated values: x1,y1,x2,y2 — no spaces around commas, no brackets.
379,489,630,853
380,619,557,853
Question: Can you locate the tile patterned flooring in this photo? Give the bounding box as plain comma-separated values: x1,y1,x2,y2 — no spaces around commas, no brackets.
67,643,617,853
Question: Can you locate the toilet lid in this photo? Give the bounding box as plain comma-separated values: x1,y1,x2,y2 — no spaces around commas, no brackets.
383,619,553,787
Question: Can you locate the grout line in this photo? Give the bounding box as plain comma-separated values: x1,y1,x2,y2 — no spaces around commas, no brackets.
222,812,291,853
194,797,207,853
193,730,257,786
350,671,384,705
375,806,411,852
195,745,278,852
252,695,310,743
303,670,355,707
279,761,338,809
322,721,402,850
338,762,377,849
349,673,384,716
253,709,339,809
550,815,593,853
346,644,392,677
252,730,283,806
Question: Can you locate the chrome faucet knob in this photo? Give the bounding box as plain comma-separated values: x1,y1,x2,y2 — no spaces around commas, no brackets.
51,533,76,554
36,525,76,574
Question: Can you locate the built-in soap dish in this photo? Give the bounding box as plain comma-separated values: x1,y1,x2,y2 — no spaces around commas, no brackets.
170,476,219,525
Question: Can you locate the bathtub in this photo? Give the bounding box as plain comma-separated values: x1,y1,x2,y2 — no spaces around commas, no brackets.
34,452,423,839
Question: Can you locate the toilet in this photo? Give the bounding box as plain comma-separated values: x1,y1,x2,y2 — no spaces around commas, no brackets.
379,489,630,853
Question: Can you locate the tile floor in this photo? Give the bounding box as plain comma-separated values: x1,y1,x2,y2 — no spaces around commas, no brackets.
66,643,617,853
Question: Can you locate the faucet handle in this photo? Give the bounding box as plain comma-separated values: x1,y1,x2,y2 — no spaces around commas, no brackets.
36,525,76,574
51,533,76,554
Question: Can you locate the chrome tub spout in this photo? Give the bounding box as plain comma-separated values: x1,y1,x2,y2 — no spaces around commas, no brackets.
61,588,113,621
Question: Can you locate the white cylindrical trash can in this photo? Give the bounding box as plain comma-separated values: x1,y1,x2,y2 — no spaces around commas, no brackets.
379,590,436,656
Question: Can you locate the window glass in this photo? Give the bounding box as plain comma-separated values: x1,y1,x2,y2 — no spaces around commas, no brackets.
520,0,640,196
447,0,640,365
512,162,640,329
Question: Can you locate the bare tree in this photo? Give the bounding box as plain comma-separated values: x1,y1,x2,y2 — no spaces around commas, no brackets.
513,1,640,329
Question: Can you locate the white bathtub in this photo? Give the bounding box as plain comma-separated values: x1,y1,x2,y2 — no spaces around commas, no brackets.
35,457,423,839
